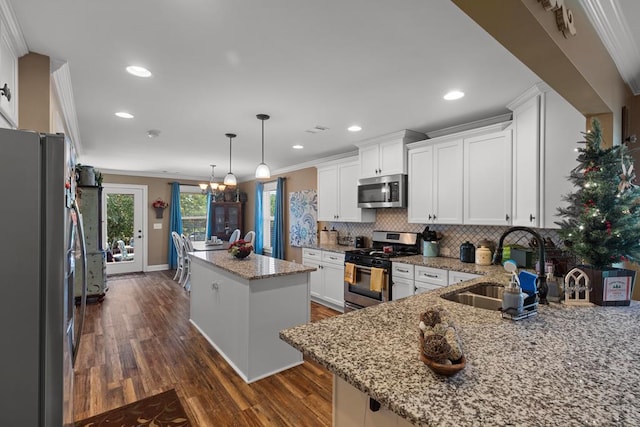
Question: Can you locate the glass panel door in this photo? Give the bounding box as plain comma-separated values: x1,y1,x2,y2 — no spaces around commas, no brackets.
103,185,145,274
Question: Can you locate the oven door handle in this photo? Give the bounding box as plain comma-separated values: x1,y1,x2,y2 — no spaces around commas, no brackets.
350,264,389,274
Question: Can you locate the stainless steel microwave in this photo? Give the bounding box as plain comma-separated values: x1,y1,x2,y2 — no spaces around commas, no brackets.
357,174,407,208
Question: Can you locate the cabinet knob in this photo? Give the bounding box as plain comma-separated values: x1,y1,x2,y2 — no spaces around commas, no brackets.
505,214,510,221
1,83,11,102
529,214,536,222
428,214,432,220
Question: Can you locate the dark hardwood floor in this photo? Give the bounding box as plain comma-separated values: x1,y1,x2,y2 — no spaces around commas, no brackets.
73,271,341,426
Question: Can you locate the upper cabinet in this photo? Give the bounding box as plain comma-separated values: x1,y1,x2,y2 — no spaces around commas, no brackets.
0,17,19,128
508,83,585,229
407,136,463,224
463,127,513,225
317,158,376,223
356,130,425,179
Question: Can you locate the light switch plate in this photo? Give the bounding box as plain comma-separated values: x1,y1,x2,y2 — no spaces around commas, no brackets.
153,223,162,229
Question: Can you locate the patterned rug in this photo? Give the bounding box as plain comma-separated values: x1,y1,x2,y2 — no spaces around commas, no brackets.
75,389,192,426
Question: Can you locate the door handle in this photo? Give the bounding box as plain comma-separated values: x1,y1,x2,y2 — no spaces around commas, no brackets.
529,214,535,222
0,83,11,102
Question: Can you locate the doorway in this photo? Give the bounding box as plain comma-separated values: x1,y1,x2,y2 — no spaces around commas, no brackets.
102,184,147,275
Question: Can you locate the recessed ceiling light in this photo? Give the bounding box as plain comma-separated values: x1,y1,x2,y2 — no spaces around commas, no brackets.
348,125,362,132
115,112,134,119
292,144,304,149
126,65,152,78
444,90,465,100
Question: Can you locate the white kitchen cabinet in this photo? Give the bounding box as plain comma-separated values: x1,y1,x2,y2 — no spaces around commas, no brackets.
356,129,425,179
302,248,345,311
414,265,448,293
463,128,513,225
407,137,463,224
333,375,414,427
448,271,481,285
302,249,323,298
508,83,585,228
391,262,415,300
0,20,19,128
317,158,375,223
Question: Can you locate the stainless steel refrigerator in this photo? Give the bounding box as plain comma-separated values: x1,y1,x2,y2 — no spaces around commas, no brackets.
0,128,87,426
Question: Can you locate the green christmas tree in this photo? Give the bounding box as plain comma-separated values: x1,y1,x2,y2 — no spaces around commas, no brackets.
556,118,640,268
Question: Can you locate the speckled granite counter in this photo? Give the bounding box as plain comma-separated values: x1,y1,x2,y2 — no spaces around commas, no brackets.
281,272,640,426
393,254,505,275
303,243,356,253
190,250,315,280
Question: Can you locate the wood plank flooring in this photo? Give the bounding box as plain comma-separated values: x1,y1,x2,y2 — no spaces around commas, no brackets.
73,271,341,426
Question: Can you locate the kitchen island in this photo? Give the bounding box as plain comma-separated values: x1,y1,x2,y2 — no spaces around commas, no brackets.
189,251,315,383
280,271,640,426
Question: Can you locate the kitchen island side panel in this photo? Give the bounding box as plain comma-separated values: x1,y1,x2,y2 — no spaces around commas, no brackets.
189,257,308,383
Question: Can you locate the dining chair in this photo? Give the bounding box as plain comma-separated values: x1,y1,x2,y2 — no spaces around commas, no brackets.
181,234,194,291
171,231,185,282
229,228,241,244
244,231,255,247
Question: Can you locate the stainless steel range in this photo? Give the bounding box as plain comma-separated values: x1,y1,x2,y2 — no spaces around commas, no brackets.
343,231,421,312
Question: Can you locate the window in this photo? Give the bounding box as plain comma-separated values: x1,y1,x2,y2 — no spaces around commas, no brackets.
180,186,208,241
262,181,277,254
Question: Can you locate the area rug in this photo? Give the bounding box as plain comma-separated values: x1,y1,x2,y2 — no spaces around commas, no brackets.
75,389,192,427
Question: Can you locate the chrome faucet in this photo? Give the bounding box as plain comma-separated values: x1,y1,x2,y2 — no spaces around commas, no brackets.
492,226,549,304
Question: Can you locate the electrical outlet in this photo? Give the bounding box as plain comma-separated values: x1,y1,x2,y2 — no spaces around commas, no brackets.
153,223,162,229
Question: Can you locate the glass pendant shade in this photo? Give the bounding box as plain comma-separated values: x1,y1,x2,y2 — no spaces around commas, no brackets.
224,133,237,186
199,183,208,191
255,114,271,179
224,172,237,186
255,162,270,179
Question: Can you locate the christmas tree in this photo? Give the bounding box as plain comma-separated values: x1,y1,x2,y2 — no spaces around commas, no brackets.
556,118,640,268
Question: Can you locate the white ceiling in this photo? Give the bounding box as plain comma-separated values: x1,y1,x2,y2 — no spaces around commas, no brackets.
8,0,639,182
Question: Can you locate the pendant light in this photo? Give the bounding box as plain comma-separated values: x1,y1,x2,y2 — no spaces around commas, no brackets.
223,133,237,186
209,164,219,190
255,114,271,179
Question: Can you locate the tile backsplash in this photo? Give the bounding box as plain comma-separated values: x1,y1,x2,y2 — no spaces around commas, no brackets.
320,208,563,258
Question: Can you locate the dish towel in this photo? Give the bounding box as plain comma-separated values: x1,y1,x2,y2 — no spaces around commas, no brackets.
370,267,385,292
344,262,356,285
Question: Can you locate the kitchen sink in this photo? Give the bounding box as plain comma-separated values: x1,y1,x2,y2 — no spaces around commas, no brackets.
441,282,505,311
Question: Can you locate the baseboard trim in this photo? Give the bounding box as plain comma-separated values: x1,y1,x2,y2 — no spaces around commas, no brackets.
147,264,169,272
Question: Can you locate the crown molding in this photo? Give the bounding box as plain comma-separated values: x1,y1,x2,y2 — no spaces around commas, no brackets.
0,0,28,56
51,63,83,155
579,0,640,95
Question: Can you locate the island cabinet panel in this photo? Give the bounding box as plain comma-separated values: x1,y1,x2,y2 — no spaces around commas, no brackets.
333,376,413,427
189,257,309,383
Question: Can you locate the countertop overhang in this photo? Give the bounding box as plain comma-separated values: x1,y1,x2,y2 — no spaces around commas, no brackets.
280,271,640,426
190,251,315,280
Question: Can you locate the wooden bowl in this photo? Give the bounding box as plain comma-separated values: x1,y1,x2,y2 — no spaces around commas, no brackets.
420,353,466,376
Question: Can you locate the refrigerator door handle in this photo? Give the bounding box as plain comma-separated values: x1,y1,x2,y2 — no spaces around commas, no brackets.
72,201,88,365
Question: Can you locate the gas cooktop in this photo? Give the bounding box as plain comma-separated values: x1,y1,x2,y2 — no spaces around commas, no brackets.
346,248,419,258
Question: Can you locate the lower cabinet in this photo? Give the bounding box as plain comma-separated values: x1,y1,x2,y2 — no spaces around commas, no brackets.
414,266,448,294
391,262,414,301
303,248,345,312
448,270,481,285
333,375,413,427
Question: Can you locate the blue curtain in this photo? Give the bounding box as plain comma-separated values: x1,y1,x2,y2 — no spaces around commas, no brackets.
205,191,213,240
273,177,285,259
168,182,183,269
254,182,264,255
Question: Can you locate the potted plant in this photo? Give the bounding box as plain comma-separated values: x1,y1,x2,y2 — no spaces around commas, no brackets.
152,198,169,218
556,118,640,305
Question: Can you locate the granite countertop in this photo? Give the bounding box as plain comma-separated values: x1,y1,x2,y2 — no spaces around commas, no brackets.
393,255,506,275
303,244,356,253
191,251,315,280
280,272,640,426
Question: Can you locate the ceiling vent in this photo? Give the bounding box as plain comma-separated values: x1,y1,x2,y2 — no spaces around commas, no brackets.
305,125,330,134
